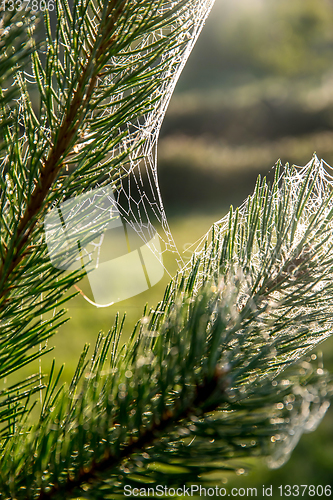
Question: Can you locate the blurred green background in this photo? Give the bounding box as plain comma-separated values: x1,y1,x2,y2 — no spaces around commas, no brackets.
17,0,333,495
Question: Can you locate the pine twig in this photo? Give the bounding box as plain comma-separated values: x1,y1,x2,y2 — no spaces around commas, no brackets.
0,1,127,303
36,366,229,499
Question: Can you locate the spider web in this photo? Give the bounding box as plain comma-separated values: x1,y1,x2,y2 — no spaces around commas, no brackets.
183,156,333,355
42,0,216,307
179,156,333,465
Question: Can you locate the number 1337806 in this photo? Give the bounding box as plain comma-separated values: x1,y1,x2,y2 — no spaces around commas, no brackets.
1,0,55,11
278,485,331,497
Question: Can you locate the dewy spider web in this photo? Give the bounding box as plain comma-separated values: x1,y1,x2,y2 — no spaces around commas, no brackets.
180,156,333,468
185,156,333,357
41,0,216,307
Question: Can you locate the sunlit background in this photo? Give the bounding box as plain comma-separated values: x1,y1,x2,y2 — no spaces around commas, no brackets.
26,0,333,495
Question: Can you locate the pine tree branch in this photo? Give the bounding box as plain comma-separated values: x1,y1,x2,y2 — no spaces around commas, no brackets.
0,1,127,303
37,366,228,499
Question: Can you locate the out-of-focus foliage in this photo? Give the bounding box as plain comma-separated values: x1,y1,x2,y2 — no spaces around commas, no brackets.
176,0,333,90
159,0,333,213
